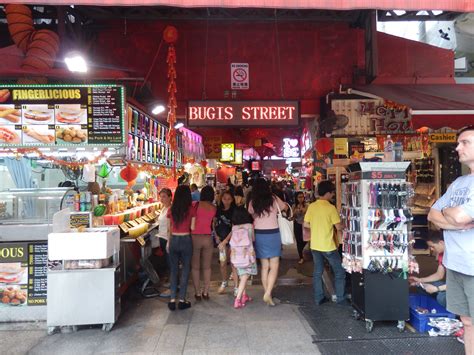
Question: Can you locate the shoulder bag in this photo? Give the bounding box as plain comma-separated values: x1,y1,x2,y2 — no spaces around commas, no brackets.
276,202,294,245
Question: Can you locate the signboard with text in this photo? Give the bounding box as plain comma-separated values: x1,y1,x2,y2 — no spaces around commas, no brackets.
0,242,47,307
231,63,249,90
0,84,125,147
187,101,299,127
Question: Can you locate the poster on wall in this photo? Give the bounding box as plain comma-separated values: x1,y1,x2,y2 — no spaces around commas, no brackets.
221,143,235,161
0,85,125,147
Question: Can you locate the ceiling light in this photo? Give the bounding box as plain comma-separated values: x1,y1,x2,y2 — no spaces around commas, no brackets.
152,105,165,115
64,52,88,73
174,122,184,129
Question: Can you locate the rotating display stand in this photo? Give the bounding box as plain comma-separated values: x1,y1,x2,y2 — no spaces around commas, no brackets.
341,162,417,332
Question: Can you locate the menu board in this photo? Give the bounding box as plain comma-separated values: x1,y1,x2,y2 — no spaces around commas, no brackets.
127,105,183,167
27,243,47,306
0,85,125,147
0,242,48,307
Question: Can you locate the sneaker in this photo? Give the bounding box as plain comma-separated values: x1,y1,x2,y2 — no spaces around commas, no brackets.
178,300,191,310
218,281,228,294
168,301,176,311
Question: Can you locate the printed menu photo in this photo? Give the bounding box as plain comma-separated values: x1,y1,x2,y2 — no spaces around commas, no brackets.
55,104,87,125
0,125,21,145
55,125,88,144
0,262,28,307
0,105,21,124
22,104,54,125
22,125,55,145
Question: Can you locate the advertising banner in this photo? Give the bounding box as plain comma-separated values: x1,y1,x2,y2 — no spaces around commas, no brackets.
0,85,125,147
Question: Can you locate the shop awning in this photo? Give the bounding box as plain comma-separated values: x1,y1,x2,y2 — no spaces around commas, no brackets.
353,84,474,130
3,0,473,11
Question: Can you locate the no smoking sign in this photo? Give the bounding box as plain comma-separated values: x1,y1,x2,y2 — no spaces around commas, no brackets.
231,63,249,90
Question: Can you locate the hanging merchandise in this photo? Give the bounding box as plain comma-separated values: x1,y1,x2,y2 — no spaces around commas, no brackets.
340,162,416,333
164,26,178,155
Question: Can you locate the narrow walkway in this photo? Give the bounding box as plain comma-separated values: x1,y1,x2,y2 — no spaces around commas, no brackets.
0,285,319,354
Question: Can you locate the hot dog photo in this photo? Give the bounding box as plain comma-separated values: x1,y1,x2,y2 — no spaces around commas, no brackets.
22,125,55,145
0,105,21,124
55,104,86,124
0,125,21,145
22,105,54,124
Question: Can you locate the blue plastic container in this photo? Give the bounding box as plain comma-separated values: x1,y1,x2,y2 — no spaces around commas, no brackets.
409,294,456,332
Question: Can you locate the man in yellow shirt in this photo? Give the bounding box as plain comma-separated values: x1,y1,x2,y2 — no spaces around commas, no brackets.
304,180,346,305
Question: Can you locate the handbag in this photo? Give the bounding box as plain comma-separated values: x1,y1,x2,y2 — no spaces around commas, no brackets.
276,202,294,245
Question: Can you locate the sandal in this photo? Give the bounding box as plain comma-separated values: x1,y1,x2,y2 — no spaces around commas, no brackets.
202,293,210,300
194,294,202,301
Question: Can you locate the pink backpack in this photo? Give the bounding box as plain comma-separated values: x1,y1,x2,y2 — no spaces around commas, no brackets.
230,225,256,268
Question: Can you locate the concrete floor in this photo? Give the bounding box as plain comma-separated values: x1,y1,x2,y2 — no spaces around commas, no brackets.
0,285,319,355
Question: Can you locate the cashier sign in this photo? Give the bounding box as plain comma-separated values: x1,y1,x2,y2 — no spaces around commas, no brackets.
231,63,249,90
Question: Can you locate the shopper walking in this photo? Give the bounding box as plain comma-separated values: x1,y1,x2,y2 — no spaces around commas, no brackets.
304,180,346,306
293,191,308,265
214,191,238,294
248,178,288,306
167,185,196,311
428,126,474,355
191,186,216,301
229,206,257,309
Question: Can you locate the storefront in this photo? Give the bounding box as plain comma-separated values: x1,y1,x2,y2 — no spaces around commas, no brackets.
0,84,185,326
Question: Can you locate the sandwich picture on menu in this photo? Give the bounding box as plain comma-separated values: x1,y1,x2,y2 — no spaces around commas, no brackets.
22,105,53,124
23,126,55,144
0,263,26,284
56,104,86,124
0,105,21,124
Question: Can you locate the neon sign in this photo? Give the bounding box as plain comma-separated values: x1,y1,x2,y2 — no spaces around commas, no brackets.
283,138,300,158
187,101,299,127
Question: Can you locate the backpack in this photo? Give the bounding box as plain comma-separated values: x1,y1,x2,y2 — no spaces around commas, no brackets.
230,225,256,268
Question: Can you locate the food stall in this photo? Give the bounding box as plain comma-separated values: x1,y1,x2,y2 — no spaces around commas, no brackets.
0,84,181,324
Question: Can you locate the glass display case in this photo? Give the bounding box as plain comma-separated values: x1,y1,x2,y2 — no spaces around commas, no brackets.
0,188,71,225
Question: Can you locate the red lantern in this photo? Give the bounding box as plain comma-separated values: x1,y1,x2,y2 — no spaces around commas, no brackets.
163,26,178,44
120,164,138,182
200,160,208,168
315,138,333,155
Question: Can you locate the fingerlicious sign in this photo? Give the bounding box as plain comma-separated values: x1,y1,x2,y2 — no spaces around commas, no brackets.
0,85,125,147
187,101,299,127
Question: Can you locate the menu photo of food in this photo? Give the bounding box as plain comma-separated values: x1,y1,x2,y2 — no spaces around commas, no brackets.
22,105,54,124
55,104,87,125
22,125,55,145
0,263,27,285
0,285,27,306
56,125,87,144
0,125,21,145
0,105,21,124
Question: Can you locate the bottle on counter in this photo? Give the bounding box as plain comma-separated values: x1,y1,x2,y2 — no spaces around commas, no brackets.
384,135,394,162
394,142,403,162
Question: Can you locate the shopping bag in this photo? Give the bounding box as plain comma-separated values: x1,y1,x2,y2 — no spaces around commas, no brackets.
276,202,294,245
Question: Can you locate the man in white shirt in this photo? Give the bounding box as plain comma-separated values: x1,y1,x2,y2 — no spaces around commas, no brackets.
428,126,474,354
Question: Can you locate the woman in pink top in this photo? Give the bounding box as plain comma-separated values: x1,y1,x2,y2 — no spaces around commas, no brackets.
190,186,216,301
248,178,288,306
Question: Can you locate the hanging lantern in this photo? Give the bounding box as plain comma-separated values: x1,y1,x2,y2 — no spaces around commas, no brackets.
315,138,333,155
120,164,138,182
163,26,178,44
200,160,208,168
98,163,111,179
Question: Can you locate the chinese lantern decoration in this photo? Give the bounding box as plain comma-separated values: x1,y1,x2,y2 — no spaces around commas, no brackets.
315,138,333,155
164,26,178,153
120,164,138,183
5,4,60,84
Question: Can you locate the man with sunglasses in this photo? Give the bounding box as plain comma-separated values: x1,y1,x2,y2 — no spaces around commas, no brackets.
429,126,474,353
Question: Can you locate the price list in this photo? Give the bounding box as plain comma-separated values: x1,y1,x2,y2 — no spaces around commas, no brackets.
27,243,48,306
86,86,124,144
